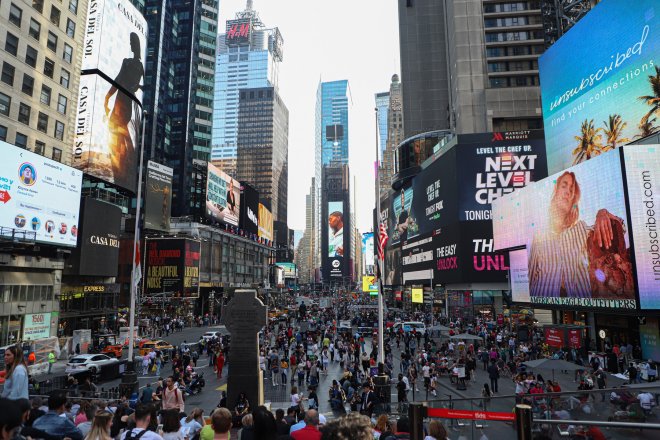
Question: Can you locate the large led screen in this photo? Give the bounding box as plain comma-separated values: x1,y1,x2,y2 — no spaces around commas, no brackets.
144,238,201,298
77,198,122,276
362,232,374,270
623,145,660,309
0,141,82,247
327,201,344,257
390,185,414,245
456,131,547,221
73,74,141,192
144,161,172,232
258,203,273,241
206,163,240,227
239,183,259,235
82,0,147,104
493,150,635,309
539,0,660,174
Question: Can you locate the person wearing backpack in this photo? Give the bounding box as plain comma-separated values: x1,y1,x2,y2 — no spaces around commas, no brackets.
162,376,184,412
120,404,163,440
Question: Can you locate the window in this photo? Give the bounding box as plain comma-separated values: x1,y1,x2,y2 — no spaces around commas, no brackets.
50,6,60,26
32,0,44,13
43,57,54,77
15,133,27,149
40,84,51,105
37,112,48,132
9,4,23,27
51,147,62,161
66,19,75,38
0,92,10,116
29,19,40,40
34,140,45,155
60,69,70,88
25,45,38,67
69,0,78,14
57,94,67,114
1,62,15,85
63,43,72,63
0,125,7,142
18,103,31,124
21,74,34,96
5,32,19,56
47,31,57,51
54,121,64,140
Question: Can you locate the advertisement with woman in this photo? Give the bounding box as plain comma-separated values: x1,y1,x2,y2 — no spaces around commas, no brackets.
206,163,240,227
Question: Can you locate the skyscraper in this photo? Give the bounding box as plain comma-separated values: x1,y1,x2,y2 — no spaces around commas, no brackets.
380,74,403,196
398,0,545,137
375,91,389,159
211,0,283,177
133,0,218,216
236,86,289,224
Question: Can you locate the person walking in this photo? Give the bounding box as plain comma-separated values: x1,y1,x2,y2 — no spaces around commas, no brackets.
48,351,56,374
1,345,29,400
487,360,500,394
216,351,225,379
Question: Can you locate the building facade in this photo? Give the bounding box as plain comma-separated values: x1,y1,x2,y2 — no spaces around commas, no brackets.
211,1,283,177
236,86,289,224
379,74,404,196
0,0,87,164
398,0,544,137
375,91,389,159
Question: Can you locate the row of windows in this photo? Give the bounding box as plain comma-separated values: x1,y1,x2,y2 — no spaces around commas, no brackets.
484,16,542,28
0,91,65,139
489,75,540,88
483,1,540,13
9,2,76,39
5,30,73,65
485,30,545,43
1,61,68,112
486,45,544,57
0,284,55,303
0,123,62,160
487,60,539,72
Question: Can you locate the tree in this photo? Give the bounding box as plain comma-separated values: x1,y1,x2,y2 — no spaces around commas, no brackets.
572,119,603,164
601,114,629,151
638,65,660,124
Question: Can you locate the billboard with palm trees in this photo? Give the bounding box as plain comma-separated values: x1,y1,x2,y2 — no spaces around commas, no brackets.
539,0,660,174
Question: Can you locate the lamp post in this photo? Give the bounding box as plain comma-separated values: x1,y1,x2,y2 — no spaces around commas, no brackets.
374,107,385,365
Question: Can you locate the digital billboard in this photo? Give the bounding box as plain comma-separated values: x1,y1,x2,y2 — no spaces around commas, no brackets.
327,201,344,278
276,262,297,278
225,18,252,46
509,248,530,303
362,275,377,293
144,161,172,232
0,140,82,247
144,238,201,298
459,221,510,284
239,182,259,235
402,232,435,285
362,232,374,271
411,288,423,304
77,198,122,276
73,74,141,192
640,317,660,361
384,246,401,286
258,203,273,241
493,149,635,309
623,145,660,309
390,184,414,245
456,131,547,221
539,0,660,174
206,162,240,227
81,0,147,104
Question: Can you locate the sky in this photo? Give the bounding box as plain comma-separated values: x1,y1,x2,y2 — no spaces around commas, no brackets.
218,0,401,233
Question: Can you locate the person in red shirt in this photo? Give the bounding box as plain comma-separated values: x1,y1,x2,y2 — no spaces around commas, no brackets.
290,410,321,440
216,351,225,379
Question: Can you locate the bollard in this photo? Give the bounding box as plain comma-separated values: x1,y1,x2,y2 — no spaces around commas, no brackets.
515,404,533,440
409,403,426,440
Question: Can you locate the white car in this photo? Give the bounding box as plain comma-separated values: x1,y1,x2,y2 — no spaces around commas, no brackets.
202,327,229,341
65,354,118,374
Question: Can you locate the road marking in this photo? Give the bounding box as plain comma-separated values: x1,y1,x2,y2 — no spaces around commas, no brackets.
216,384,227,391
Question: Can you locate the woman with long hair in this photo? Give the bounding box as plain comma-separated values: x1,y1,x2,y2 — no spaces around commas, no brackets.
161,409,184,440
84,410,113,440
425,420,448,440
1,346,29,400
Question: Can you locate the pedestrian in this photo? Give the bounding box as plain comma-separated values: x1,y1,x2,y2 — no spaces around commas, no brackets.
1,345,29,400
487,360,499,394
48,351,56,374
481,383,492,410
142,356,150,376
281,358,289,385
216,351,225,379
595,368,607,402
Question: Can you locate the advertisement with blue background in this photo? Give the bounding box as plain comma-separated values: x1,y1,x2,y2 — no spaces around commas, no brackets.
539,0,660,174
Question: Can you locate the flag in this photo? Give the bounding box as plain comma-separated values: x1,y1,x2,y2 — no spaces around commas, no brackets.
377,222,388,262
133,228,142,289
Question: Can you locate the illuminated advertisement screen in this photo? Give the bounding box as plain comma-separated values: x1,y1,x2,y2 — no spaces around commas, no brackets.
225,18,252,46
239,183,259,235
539,0,660,174
276,262,297,278
327,201,344,278
258,203,273,241
640,317,660,361
391,184,414,245
144,238,201,298
206,162,240,227
77,198,122,276
456,131,547,221
73,74,141,192
493,149,635,309
411,288,423,304
623,145,660,309
144,161,172,232
81,0,147,104
0,140,82,247
402,232,435,285
509,248,530,303
384,246,401,286
362,232,374,269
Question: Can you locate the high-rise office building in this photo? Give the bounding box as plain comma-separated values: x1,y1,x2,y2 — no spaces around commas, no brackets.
211,0,283,177
236,86,289,224
398,0,545,137
295,178,316,284
0,0,88,165
375,91,389,159
380,74,403,196
132,0,218,217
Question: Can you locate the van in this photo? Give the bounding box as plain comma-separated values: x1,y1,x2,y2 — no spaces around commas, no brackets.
392,321,426,335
